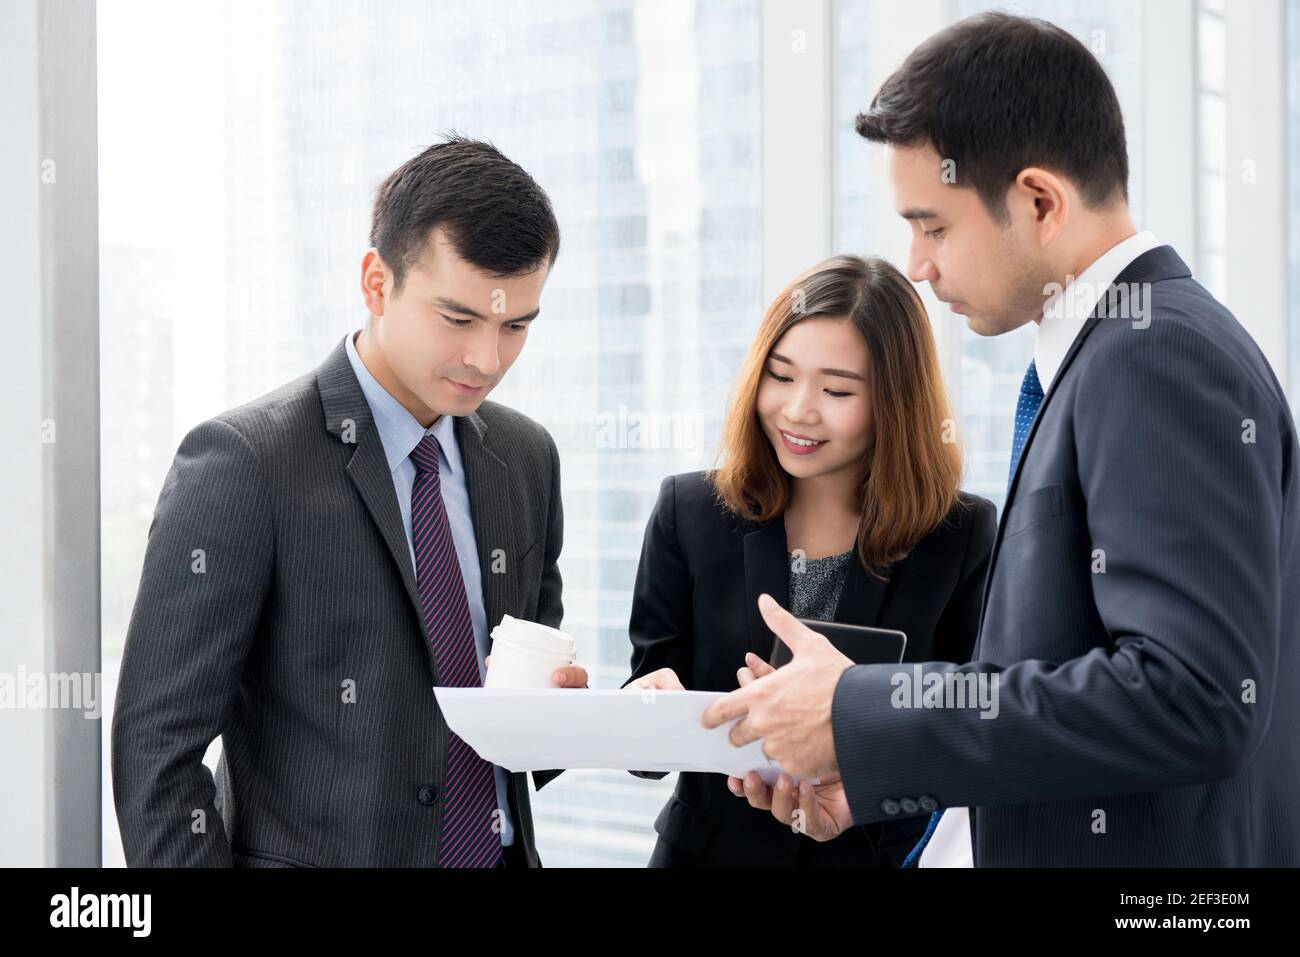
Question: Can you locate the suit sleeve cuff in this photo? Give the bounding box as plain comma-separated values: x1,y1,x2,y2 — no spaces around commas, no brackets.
833,664,879,824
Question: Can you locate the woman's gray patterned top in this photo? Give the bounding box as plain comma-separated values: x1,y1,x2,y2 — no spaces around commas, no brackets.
788,548,854,621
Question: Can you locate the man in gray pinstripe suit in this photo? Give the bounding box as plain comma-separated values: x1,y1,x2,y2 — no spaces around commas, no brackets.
112,136,585,867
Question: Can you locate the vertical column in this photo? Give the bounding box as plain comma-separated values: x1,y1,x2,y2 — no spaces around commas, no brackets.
1225,0,1289,390
1142,0,1197,260
0,0,101,867
761,0,833,302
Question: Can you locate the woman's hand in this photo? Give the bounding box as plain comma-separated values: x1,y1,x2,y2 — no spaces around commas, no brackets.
629,668,685,692
728,770,854,842
722,649,855,841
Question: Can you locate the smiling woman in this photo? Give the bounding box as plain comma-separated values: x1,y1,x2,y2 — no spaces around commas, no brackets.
713,254,963,572
623,253,997,868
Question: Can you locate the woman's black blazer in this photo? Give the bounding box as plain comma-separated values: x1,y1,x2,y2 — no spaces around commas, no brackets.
625,470,996,867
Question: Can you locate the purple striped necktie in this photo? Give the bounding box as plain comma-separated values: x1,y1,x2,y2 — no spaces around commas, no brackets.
409,432,502,869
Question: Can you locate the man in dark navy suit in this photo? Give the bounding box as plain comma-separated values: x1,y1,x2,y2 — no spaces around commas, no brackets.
706,12,1300,866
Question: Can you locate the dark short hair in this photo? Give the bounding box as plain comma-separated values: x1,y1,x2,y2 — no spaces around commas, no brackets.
370,133,560,290
855,12,1129,220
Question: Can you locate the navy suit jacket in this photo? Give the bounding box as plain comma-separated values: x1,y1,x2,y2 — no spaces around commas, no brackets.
832,245,1300,865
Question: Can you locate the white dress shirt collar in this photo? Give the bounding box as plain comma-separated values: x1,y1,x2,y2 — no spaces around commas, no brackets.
1034,230,1160,391
344,328,462,476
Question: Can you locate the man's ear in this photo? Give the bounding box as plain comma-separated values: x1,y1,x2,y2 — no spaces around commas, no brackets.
360,249,390,317
1011,166,1071,247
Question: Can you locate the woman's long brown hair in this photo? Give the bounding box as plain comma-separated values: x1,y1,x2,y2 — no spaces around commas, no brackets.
710,254,963,574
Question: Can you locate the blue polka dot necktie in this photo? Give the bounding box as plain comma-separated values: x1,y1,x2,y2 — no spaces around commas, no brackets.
902,358,1044,869
410,433,502,868
1007,359,1045,488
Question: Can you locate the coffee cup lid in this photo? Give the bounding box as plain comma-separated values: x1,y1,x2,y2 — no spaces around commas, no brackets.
491,614,577,656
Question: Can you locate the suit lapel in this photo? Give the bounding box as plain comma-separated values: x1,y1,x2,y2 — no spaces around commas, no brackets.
744,517,891,655
317,336,519,683
317,337,429,642
457,412,519,634
975,245,1194,650
831,551,889,627
347,429,427,625
743,517,790,656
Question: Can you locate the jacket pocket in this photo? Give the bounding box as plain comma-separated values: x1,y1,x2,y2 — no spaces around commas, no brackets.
231,845,316,868
653,795,719,858
518,537,543,562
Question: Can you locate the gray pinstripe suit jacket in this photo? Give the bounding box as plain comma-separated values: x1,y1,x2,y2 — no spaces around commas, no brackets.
833,245,1300,865
112,335,565,867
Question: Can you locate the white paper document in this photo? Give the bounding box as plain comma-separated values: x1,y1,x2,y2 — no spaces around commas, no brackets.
434,687,796,784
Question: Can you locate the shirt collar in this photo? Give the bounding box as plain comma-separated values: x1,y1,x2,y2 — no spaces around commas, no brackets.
1035,229,1160,391
344,329,461,476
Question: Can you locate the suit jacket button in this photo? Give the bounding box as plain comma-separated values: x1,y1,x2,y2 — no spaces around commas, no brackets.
881,799,900,816
417,784,438,806
900,797,919,814
919,795,939,812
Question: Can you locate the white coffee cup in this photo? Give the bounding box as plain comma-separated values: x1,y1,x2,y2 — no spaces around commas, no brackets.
484,615,578,689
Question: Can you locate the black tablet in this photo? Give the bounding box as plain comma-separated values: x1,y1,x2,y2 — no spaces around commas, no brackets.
769,618,907,668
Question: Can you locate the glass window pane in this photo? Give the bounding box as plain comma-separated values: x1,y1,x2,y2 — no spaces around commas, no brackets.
1289,0,1300,416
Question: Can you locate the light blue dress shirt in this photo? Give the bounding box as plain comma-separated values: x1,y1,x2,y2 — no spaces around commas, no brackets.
345,329,515,847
